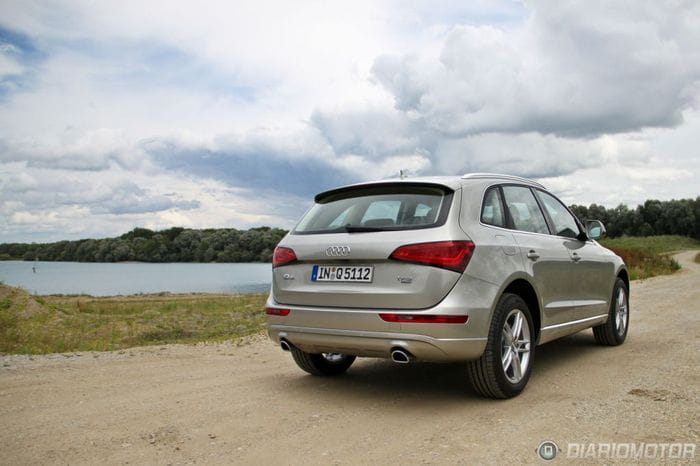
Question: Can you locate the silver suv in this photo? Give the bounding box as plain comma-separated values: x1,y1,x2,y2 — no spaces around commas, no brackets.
265,173,629,398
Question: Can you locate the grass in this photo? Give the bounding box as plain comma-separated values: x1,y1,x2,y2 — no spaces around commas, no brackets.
600,235,700,280
695,252,700,264
599,235,700,254
0,284,267,355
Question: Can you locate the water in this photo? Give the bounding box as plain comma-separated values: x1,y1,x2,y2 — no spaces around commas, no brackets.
0,261,272,296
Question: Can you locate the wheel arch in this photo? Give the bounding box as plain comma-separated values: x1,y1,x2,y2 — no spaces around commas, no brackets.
617,266,630,294
497,274,542,344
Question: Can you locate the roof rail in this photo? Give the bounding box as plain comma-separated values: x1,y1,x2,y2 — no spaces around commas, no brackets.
461,173,546,189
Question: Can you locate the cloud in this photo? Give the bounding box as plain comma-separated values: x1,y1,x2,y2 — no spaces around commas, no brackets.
144,127,356,199
87,183,200,215
0,48,23,76
0,128,147,171
0,161,291,242
431,132,604,178
310,106,420,158
371,0,700,138
0,1,698,242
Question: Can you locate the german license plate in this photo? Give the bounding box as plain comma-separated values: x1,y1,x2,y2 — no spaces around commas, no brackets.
311,265,374,283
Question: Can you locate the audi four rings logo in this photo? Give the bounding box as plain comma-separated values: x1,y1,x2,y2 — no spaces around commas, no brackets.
326,246,351,256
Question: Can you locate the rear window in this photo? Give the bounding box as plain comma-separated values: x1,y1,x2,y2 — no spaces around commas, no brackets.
293,184,452,234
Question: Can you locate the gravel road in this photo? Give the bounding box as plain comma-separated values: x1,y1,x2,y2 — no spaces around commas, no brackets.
1,252,698,465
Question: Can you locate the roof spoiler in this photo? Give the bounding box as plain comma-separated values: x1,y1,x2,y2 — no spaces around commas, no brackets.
314,181,454,203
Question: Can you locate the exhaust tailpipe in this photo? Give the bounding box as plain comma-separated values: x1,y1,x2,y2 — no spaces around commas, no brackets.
280,339,291,352
390,348,412,364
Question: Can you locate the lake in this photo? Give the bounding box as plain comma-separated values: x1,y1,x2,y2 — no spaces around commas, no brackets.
0,261,272,296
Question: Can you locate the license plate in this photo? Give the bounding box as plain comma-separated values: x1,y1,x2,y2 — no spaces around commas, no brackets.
311,265,374,283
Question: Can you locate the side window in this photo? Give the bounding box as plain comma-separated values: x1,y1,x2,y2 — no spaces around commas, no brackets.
481,187,505,227
502,186,549,234
536,190,581,239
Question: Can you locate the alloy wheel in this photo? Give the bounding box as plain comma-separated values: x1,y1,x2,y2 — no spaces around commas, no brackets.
615,288,628,336
501,308,531,384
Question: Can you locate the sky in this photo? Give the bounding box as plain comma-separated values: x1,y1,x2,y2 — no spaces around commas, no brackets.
0,0,699,243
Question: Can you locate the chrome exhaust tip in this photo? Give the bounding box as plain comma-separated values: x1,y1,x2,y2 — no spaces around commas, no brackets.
280,339,291,352
390,348,412,364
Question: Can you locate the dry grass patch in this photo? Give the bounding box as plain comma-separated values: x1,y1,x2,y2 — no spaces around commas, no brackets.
0,285,267,355
600,235,699,280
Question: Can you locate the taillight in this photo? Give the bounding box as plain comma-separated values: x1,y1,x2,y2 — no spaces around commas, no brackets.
272,246,297,268
265,307,290,316
388,240,475,272
379,313,469,324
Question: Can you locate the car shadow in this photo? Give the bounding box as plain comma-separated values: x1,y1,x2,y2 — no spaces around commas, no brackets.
270,330,606,405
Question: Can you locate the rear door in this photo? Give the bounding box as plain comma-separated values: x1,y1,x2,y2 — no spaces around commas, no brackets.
501,185,577,328
273,183,470,309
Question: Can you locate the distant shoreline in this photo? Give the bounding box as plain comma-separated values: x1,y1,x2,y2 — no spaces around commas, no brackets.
29,290,267,298
0,226,287,263
0,261,272,297
0,259,272,264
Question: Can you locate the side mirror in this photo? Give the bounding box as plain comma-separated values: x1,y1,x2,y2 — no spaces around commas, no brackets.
585,220,606,240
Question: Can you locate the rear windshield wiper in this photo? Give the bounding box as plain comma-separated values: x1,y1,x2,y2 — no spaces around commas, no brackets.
343,225,386,233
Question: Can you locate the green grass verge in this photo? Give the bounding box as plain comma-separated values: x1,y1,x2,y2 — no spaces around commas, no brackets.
600,235,700,280
599,235,700,254
0,284,267,355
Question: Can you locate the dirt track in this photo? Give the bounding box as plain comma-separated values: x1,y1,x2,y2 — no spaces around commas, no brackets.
1,252,698,465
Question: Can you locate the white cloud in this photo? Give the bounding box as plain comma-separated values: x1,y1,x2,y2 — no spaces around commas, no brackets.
0,53,23,76
372,1,700,138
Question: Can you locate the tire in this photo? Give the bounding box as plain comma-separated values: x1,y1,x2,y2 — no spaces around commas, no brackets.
467,293,535,399
593,278,629,346
289,346,356,376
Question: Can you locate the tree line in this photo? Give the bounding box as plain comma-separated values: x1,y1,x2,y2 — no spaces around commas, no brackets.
0,227,288,263
569,198,700,239
0,197,698,262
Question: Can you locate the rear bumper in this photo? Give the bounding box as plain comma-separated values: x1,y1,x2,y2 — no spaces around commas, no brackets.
268,324,486,362
265,273,501,362
265,281,497,362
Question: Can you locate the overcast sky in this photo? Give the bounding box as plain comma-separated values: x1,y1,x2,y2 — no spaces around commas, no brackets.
1,0,699,242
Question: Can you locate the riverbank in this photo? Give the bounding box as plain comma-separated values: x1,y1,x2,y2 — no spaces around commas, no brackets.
0,285,267,354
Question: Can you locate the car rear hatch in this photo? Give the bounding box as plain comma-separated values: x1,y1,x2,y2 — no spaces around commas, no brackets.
272,181,472,310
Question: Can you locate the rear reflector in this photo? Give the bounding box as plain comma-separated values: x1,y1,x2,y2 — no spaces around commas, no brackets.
379,313,469,324
388,240,475,272
265,307,290,316
272,246,297,268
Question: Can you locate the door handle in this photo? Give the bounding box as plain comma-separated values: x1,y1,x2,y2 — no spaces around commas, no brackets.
571,252,582,262
526,250,540,260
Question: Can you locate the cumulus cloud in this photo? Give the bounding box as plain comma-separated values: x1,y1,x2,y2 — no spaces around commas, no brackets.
0,128,147,171
0,162,290,242
372,0,700,138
